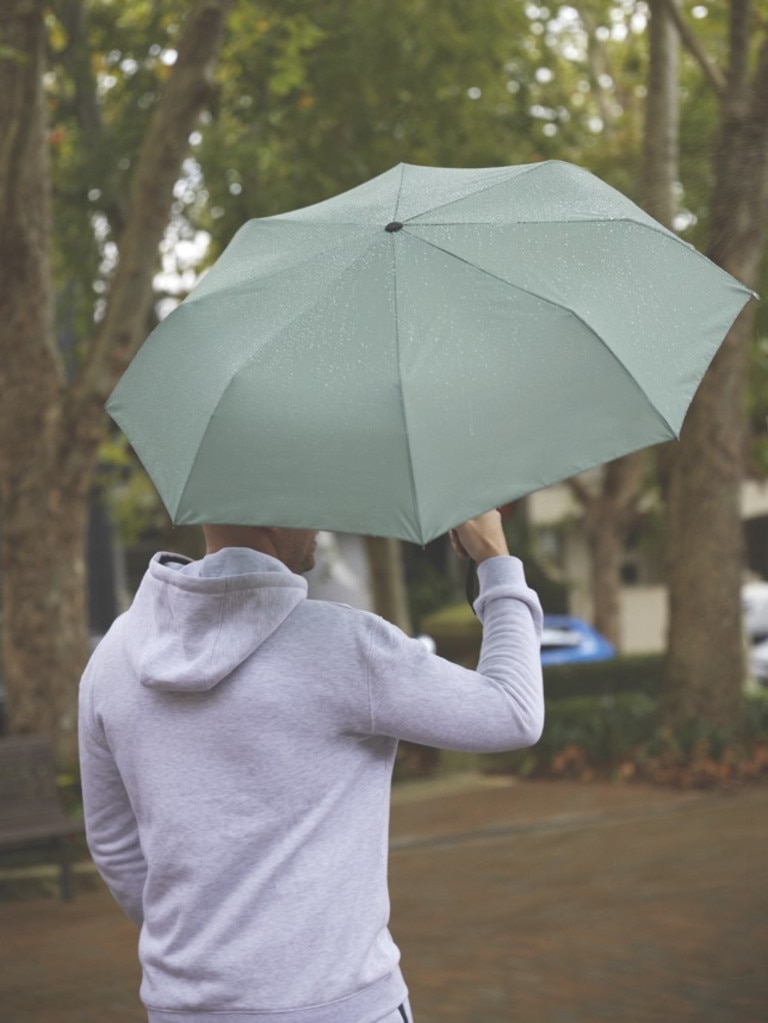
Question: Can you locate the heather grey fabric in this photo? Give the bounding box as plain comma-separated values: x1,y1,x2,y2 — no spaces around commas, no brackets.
79,548,543,1022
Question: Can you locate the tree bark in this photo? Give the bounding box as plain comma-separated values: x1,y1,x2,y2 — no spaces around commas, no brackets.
0,0,234,764
80,0,236,400
364,537,414,635
663,3,768,732
560,3,678,656
0,0,87,763
567,456,648,649
643,0,679,226
644,0,680,505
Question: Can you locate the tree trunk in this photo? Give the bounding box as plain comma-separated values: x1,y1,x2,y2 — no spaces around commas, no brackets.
81,0,237,397
587,514,624,649
0,1,86,762
364,537,414,634
663,2,768,732
0,0,234,765
643,0,679,226
569,455,648,650
561,3,677,655
644,0,680,516
664,312,754,728
1,474,93,765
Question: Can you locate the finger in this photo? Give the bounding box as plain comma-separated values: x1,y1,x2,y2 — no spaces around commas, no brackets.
449,529,469,560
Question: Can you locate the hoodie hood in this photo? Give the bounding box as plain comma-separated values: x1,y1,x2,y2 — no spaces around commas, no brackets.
127,549,308,693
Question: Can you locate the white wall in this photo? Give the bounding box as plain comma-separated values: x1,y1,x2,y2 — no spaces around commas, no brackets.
619,586,667,654
529,482,668,654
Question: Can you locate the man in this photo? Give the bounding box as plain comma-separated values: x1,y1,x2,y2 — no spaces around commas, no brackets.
79,510,543,1023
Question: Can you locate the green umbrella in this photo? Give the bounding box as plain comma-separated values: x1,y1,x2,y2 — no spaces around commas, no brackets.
107,161,754,545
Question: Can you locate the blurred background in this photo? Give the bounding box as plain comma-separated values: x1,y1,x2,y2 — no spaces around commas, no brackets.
1,4,768,1021
3,0,768,783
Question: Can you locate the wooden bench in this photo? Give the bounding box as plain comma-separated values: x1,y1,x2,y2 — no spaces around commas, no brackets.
0,734,83,900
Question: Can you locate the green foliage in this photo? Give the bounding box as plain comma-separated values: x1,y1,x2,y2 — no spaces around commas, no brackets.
745,688,768,739
37,3,768,714
747,333,768,475
392,692,662,783
421,600,661,685
522,561,571,616
195,0,549,252
537,691,660,766
542,654,665,700
46,0,192,367
419,600,482,666
403,552,458,633
408,590,768,785
477,690,768,784
97,437,169,543
626,694,768,787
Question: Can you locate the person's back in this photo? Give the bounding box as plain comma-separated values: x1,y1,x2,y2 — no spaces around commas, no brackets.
79,514,544,1023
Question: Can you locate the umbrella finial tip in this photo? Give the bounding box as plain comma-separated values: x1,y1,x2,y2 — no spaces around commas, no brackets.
385,221,403,233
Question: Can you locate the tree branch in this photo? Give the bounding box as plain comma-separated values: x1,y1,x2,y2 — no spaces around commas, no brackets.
658,0,727,97
643,0,680,228
603,452,649,520
53,0,128,235
565,474,596,510
578,8,621,136
75,0,235,405
727,0,751,102
0,0,62,379
750,31,768,132
749,32,768,240
55,0,102,147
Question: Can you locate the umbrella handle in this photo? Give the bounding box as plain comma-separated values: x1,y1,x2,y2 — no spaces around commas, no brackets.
465,559,479,614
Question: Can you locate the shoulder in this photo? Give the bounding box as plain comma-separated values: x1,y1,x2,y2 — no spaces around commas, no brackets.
303,597,380,622
298,598,408,649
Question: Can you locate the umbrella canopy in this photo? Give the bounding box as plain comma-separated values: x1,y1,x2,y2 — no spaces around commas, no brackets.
107,161,754,545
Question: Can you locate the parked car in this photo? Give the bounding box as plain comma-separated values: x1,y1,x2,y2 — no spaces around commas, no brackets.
749,640,768,683
741,582,768,686
742,581,768,643
540,614,616,666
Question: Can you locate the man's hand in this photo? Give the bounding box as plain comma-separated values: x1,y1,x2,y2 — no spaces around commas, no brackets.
449,510,510,563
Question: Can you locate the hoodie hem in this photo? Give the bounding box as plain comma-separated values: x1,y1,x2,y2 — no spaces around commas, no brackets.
146,970,408,1023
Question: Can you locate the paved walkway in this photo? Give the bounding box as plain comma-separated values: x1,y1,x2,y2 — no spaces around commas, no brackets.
1,777,766,1022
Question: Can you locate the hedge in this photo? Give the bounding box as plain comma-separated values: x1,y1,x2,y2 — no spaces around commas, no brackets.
420,601,665,700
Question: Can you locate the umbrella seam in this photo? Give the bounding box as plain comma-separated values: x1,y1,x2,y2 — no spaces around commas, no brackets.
172,232,396,523
394,163,677,250
391,162,425,537
163,236,382,518
407,214,680,247
401,230,681,439
402,217,756,302
396,160,542,225
391,162,407,223
389,223,425,542
113,161,754,539
183,228,380,309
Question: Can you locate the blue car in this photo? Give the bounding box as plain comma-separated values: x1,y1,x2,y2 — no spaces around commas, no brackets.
540,614,616,666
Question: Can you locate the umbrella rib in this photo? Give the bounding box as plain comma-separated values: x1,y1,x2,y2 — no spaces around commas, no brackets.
396,161,540,224
392,165,428,534
395,160,690,254
406,230,680,438
173,233,403,523
391,162,408,223
410,213,682,249
183,227,378,308
390,232,424,539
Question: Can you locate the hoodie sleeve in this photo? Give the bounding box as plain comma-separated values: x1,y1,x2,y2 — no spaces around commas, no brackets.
78,669,147,927
363,556,544,752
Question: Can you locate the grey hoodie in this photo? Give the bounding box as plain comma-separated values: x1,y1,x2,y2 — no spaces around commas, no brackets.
79,548,543,1023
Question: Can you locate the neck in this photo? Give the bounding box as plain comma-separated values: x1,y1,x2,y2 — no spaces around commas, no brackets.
202,525,277,558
